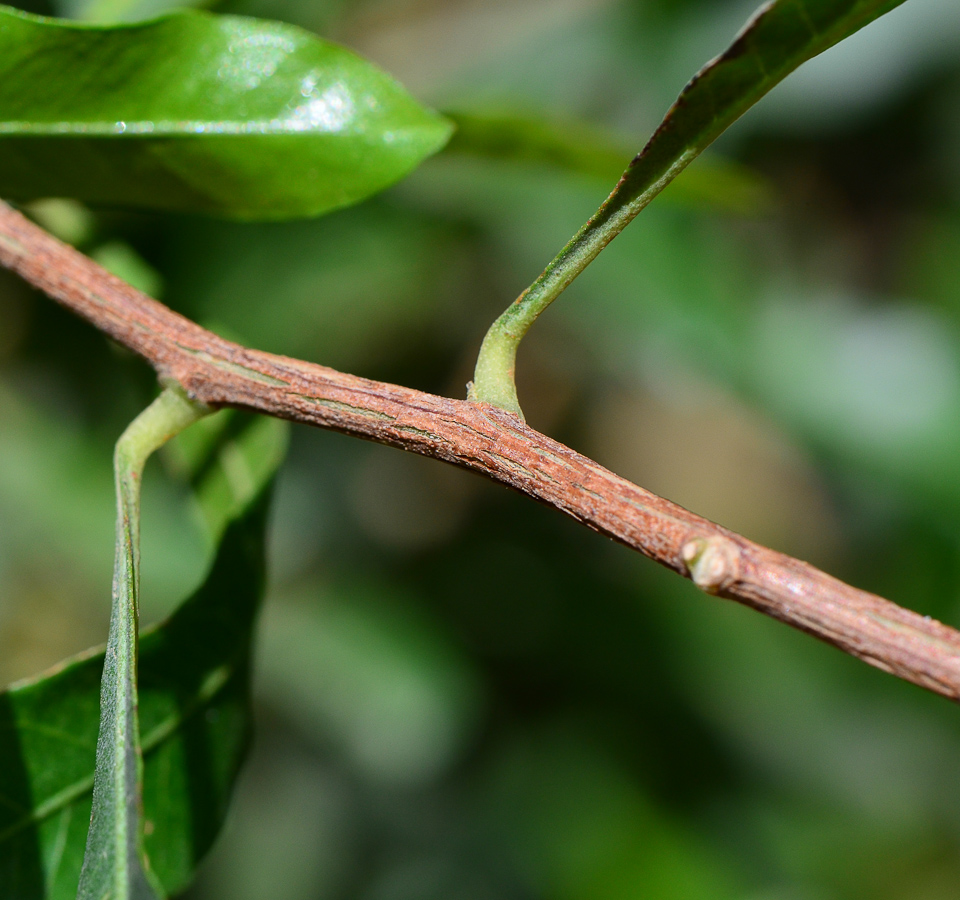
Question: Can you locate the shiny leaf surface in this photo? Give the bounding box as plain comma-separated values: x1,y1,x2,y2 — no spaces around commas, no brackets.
0,5,452,218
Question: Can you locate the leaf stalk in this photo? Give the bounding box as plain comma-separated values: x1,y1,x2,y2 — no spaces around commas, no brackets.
77,384,211,900
468,153,694,417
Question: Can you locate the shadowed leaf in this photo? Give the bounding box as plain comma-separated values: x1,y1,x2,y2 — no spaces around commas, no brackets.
0,414,288,898
610,0,908,222
443,110,772,215
469,0,911,415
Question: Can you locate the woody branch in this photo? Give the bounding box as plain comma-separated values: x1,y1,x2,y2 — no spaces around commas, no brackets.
2,198,959,703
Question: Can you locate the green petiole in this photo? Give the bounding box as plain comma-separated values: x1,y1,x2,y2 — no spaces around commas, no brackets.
77,384,212,900
467,152,696,419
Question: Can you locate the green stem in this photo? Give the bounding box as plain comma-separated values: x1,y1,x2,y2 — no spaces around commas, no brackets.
468,152,698,418
77,384,211,900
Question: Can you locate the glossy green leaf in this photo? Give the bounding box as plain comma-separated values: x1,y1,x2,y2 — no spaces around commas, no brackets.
0,412,289,899
443,110,772,215
470,0,910,415
0,5,452,218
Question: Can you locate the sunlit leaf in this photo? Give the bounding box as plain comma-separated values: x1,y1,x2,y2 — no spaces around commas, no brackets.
0,5,452,218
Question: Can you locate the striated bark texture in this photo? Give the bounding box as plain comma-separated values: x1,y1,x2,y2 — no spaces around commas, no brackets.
2,198,959,702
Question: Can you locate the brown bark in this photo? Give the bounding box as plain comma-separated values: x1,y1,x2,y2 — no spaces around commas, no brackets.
2,198,959,702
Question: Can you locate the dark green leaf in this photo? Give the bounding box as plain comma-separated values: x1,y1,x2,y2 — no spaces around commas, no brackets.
0,5,452,219
0,413,288,899
443,110,772,215
612,0,907,218
468,0,911,415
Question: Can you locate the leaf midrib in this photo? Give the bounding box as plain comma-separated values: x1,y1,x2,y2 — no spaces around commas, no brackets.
0,121,375,136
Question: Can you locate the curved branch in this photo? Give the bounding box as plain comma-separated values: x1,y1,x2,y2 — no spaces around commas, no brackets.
2,198,959,702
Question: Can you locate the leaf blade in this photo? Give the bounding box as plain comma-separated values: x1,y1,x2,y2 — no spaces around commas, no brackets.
469,0,910,415
442,110,772,214
0,413,288,899
78,388,211,900
0,5,452,218
615,0,905,215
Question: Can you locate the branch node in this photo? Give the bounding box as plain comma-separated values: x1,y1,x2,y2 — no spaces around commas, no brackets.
5,196,960,702
681,535,741,594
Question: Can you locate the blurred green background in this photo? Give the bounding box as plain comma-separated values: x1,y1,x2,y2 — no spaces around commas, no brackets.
4,0,960,897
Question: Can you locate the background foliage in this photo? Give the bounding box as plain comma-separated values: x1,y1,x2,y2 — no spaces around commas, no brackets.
3,0,960,897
